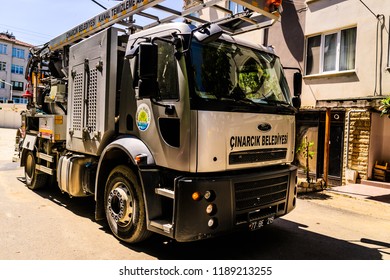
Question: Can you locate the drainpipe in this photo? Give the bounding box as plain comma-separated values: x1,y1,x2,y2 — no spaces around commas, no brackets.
323,108,331,186
345,109,367,183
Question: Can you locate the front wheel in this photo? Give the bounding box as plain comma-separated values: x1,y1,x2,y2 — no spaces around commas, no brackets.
24,150,48,190
104,165,151,243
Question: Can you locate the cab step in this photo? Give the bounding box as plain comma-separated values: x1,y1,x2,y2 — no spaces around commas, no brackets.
155,188,174,199
150,220,173,234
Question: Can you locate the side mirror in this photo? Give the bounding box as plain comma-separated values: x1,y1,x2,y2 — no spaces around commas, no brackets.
138,43,158,99
138,43,157,79
293,72,302,96
292,96,301,109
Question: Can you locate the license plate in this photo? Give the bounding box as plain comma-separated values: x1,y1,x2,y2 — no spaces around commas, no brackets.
249,216,275,231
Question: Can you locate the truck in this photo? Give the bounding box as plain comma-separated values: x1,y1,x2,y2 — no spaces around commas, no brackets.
18,0,301,243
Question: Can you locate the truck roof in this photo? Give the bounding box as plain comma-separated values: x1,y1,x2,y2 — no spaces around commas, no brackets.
126,21,276,56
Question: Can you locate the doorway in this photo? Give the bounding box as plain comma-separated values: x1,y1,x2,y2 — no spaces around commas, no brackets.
296,110,345,186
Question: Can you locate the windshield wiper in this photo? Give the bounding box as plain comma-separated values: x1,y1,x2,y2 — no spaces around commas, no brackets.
227,86,261,106
263,98,290,107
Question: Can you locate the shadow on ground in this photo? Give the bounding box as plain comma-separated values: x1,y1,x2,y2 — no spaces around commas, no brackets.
367,194,390,204
122,218,383,260
20,178,384,260
298,191,333,201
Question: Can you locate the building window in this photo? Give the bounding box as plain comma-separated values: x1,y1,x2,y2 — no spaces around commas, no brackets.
229,1,244,13
11,64,24,75
0,44,7,55
12,97,28,104
305,27,357,75
0,81,5,89
0,61,6,71
11,81,24,91
12,47,25,59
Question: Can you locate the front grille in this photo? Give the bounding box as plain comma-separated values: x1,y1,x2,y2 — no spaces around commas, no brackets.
234,175,289,211
229,148,287,165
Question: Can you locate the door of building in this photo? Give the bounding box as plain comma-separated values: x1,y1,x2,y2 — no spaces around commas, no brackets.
317,111,345,186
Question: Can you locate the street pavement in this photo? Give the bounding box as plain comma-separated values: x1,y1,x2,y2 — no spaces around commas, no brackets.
0,128,19,170
330,183,390,203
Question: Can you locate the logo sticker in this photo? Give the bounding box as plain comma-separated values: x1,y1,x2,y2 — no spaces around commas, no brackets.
136,103,151,131
258,123,272,132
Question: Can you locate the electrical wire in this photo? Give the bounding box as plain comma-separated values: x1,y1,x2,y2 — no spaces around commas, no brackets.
0,23,54,40
358,0,377,19
282,0,308,13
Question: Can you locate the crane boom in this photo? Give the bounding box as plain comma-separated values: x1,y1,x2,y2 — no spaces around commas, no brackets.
47,0,282,52
48,0,165,51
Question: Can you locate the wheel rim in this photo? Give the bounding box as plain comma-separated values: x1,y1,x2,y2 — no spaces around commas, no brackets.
25,153,35,179
107,182,134,227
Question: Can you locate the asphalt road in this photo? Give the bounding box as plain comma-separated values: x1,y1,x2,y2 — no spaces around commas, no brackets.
1,128,390,260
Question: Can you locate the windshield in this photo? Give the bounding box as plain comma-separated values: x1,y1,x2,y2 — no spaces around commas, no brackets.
190,39,293,113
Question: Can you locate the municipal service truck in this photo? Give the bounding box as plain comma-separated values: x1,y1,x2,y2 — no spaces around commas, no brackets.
18,0,302,243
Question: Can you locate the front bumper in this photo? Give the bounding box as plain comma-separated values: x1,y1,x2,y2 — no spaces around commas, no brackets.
173,165,298,242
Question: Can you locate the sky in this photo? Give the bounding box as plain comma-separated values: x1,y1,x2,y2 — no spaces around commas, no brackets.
0,0,181,47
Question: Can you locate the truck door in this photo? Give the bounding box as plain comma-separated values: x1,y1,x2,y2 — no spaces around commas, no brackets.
135,38,191,172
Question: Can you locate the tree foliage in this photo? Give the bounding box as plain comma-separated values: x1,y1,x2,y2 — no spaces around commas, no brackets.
379,97,390,117
296,136,315,183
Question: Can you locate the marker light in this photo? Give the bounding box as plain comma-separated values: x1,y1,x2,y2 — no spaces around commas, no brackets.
206,203,217,215
134,154,147,165
192,192,202,201
204,190,215,201
272,0,282,8
208,218,218,228
264,0,282,13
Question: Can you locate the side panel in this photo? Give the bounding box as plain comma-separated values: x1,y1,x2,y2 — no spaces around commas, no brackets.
67,27,118,155
39,115,67,142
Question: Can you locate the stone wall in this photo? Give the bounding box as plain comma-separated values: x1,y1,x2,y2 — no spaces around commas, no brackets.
344,110,371,183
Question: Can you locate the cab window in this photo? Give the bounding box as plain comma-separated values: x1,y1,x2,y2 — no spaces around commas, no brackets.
156,40,179,100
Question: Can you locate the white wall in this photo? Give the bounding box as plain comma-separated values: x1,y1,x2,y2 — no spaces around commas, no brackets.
368,112,390,178
302,0,390,108
0,103,26,128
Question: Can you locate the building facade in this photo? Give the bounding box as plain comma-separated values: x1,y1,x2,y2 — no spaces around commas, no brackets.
0,32,32,104
186,0,390,186
282,0,390,186
264,0,390,185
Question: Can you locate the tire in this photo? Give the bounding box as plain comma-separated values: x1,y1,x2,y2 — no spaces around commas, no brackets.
104,165,151,243
24,150,48,190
